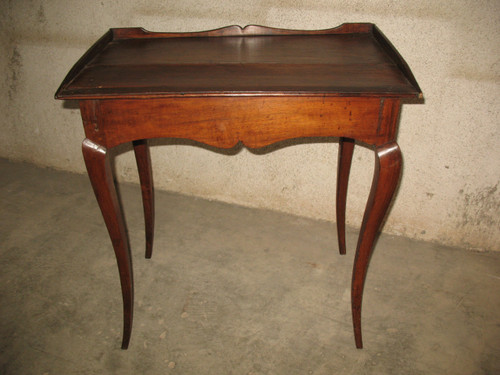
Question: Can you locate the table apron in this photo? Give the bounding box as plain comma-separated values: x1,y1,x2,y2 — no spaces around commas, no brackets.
80,96,400,149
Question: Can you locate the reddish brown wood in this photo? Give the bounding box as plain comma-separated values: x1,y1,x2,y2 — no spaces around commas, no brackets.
97,97,386,149
351,141,403,348
81,138,133,349
336,137,355,255
56,24,422,350
111,23,374,40
133,140,155,259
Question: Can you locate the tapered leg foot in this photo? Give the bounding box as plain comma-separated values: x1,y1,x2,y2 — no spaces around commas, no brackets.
82,139,134,349
336,138,355,255
133,140,155,259
351,142,402,348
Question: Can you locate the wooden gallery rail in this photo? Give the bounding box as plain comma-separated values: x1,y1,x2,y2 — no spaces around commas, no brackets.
55,23,423,349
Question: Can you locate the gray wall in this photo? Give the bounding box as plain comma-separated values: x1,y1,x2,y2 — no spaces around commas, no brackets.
1,0,499,251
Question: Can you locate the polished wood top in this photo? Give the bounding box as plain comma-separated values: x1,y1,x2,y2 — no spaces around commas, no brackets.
55,23,422,99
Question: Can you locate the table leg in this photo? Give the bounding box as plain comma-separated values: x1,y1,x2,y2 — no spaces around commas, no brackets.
82,138,134,349
351,141,402,348
336,137,355,255
133,140,155,259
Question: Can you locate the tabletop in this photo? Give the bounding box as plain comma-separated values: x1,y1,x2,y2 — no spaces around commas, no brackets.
55,23,422,100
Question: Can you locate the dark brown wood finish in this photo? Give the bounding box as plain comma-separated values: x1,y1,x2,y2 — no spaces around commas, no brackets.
336,137,355,255
55,24,421,100
56,23,422,349
352,141,403,348
133,140,154,259
81,137,133,350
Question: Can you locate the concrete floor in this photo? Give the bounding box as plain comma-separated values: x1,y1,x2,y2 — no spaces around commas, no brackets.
0,158,499,375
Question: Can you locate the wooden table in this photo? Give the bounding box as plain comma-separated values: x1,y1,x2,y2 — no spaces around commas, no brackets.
55,23,422,349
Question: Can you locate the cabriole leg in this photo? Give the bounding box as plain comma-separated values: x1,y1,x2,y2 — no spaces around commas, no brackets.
351,141,402,348
133,139,155,259
82,138,134,349
336,137,355,255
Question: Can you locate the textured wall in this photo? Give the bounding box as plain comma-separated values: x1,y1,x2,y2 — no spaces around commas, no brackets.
1,0,499,251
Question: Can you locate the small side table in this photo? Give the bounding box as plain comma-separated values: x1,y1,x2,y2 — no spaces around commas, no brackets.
55,23,422,349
